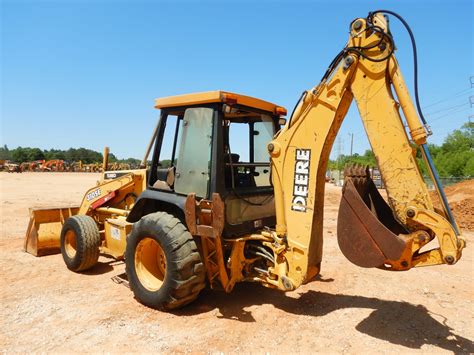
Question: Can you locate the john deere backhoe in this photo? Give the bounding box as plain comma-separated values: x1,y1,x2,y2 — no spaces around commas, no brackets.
24,10,465,310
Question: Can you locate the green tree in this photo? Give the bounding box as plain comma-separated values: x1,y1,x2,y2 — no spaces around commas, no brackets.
0,145,11,160
27,148,45,161
415,122,473,177
463,154,474,176
44,149,66,160
438,122,473,176
11,147,28,163
441,122,473,153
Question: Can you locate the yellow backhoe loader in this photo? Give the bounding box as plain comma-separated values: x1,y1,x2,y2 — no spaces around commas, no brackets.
24,10,465,310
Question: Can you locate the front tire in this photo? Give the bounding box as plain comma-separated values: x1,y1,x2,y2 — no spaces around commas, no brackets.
125,212,205,310
60,215,100,272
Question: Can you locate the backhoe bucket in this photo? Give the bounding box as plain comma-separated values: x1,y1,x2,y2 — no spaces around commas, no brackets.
24,207,79,256
337,166,408,268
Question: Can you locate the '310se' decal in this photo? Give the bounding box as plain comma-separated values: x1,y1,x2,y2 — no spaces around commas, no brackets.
292,149,310,212
86,188,101,201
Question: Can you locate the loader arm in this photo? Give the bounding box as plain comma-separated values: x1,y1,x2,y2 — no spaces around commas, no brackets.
267,12,465,290
24,171,147,256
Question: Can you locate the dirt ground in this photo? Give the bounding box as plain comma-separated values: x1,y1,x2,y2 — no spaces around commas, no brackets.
431,179,474,231
0,173,473,353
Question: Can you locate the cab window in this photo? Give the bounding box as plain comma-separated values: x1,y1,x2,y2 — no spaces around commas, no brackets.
225,110,275,189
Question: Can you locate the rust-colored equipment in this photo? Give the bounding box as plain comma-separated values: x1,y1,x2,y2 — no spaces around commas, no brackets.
6,163,22,173
41,160,65,172
20,160,44,172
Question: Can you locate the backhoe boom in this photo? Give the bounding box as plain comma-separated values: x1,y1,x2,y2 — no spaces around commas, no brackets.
266,12,465,291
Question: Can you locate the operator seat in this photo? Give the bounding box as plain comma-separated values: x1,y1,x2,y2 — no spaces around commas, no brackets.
153,166,175,191
224,153,240,189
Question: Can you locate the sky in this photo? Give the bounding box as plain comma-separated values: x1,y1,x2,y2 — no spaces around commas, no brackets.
1,0,473,160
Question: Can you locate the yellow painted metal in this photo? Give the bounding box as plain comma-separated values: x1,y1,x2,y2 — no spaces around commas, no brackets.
225,241,246,292
268,58,356,290
135,237,167,292
64,229,77,259
79,170,146,215
155,90,284,115
200,236,229,289
224,233,275,292
24,206,79,256
266,13,464,291
389,59,427,145
24,170,147,257
409,207,465,266
23,13,465,302
102,218,132,259
349,64,433,227
96,207,129,217
102,146,110,171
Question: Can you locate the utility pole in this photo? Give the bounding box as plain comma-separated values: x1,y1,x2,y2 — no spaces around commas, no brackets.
469,116,474,151
335,136,344,170
470,76,474,108
348,133,354,156
335,136,344,185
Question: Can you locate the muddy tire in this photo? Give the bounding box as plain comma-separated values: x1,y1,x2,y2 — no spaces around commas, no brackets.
125,212,205,310
60,215,100,272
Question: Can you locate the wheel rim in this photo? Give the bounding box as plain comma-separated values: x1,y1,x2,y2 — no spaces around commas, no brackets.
135,237,167,292
64,229,77,258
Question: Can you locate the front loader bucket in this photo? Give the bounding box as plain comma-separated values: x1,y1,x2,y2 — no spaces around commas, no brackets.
337,166,408,268
24,207,79,256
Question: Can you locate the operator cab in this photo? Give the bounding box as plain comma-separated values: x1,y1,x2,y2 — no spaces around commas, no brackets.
147,91,287,237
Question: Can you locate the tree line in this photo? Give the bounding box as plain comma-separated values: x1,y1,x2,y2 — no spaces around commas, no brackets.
0,146,141,166
1,122,472,177
330,122,473,177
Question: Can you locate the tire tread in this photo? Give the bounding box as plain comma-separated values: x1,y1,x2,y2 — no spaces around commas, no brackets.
60,215,100,272
126,212,205,310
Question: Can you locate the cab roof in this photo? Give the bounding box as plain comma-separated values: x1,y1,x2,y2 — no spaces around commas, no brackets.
154,90,286,116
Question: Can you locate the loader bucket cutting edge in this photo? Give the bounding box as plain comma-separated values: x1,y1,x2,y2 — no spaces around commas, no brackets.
337,168,408,268
24,207,79,256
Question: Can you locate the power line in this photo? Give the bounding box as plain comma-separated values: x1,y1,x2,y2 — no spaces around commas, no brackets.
429,114,470,128
348,102,470,135
428,107,471,124
425,101,468,116
421,88,472,109
337,80,473,145
424,78,473,125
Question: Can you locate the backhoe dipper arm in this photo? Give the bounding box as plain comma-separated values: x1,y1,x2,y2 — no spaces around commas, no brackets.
266,13,465,291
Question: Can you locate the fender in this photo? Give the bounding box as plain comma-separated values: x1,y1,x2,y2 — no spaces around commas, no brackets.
127,189,186,223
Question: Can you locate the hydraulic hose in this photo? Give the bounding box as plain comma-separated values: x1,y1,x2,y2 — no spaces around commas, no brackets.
369,10,460,236
368,10,432,135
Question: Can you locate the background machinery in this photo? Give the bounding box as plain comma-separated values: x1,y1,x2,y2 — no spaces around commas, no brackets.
24,11,465,310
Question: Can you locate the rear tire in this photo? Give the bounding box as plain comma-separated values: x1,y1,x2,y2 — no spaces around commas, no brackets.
125,212,205,310
60,215,100,272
